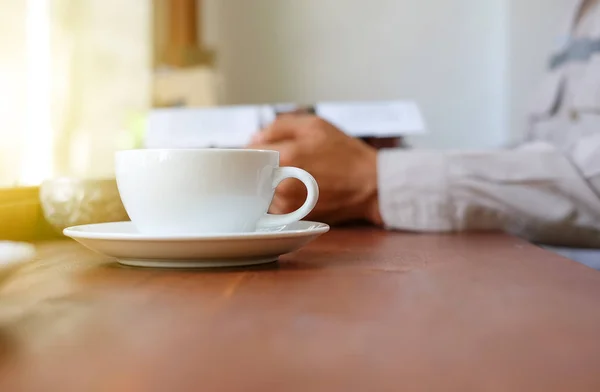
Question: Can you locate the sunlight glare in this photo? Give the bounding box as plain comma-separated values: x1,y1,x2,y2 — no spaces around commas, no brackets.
21,0,53,185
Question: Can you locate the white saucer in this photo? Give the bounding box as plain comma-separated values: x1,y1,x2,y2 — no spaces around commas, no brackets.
63,221,330,269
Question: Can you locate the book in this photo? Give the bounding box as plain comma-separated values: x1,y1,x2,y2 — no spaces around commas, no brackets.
144,100,426,148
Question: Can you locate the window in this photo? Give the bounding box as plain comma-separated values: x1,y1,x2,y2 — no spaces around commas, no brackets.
0,0,151,187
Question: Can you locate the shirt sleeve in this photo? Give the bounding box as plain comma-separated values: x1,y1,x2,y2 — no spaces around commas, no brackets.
377,142,600,247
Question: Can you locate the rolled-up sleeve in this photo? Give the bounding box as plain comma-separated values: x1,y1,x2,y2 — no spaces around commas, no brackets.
377,142,600,247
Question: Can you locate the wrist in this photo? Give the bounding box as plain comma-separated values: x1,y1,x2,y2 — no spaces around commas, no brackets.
365,193,383,226
361,147,383,226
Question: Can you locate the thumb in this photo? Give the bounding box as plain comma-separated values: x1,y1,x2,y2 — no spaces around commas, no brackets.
251,115,304,144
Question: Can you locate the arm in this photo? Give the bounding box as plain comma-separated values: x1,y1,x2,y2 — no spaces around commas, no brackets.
377,143,600,247
248,115,600,247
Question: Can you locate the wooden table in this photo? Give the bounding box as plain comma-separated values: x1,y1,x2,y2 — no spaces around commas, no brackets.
1,228,600,391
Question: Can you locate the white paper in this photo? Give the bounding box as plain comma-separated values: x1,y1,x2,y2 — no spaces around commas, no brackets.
145,106,260,148
315,101,425,137
0,241,36,267
144,100,426,148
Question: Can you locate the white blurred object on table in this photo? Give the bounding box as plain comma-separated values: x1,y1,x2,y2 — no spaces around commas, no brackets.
39,178,129,233
0,242,36,267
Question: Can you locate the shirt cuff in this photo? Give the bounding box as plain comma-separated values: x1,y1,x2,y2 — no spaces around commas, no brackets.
377,149,455,232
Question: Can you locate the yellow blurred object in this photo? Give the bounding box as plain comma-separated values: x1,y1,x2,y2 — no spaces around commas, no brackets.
0,187,41,241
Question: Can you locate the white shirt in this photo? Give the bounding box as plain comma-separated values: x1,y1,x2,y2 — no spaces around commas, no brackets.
377,0,600,247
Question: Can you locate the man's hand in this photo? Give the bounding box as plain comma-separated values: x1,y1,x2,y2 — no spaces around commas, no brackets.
248,114,383,226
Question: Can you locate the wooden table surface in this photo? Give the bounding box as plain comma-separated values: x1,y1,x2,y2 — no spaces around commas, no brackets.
0,228,600,391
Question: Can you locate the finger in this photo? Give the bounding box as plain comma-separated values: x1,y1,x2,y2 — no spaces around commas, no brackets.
270,187,360,225
268,189,305,215
271,195,350,225
276,177,306,198
246,141,300,167
246,140,286,151
251,115,308,144
268,195,296,215
306,204,358,226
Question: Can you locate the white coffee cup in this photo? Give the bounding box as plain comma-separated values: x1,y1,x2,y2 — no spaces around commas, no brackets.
115,149,319,235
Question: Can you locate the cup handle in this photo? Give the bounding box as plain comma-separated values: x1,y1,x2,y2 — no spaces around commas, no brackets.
257,167,319,228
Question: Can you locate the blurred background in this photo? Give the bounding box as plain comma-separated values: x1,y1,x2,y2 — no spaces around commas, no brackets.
0,0,567,187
